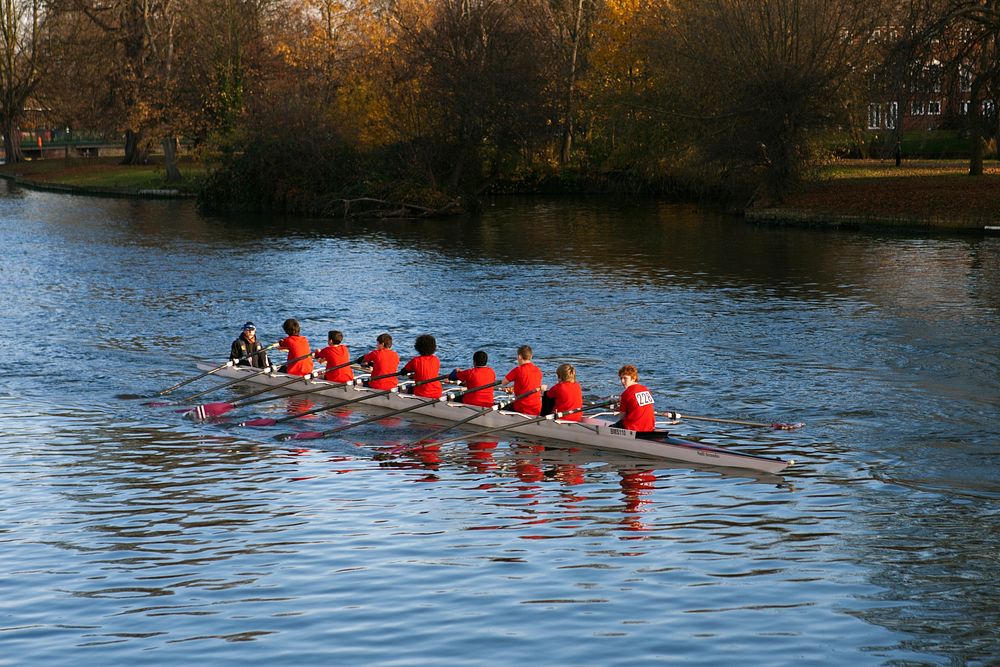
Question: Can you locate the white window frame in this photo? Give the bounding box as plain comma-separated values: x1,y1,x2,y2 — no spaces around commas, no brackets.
868,103,883,129
927,100,941,115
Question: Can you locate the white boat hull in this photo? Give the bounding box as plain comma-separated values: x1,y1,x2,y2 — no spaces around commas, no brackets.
197,364,793,474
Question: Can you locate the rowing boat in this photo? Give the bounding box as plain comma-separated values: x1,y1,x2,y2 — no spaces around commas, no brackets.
195,363,794,474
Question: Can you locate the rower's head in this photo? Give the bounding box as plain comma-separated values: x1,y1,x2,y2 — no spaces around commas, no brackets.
376,333,393,349
328,330,344,345
415,334,437,355
282,319,300,336
618,364,639,387
516,345,533,363
557,363,576,383
242,322,256,339
473,350,488,367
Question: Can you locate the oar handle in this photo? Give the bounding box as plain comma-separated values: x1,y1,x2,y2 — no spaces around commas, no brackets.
291,375,455,439
266,373,447,426
390,387,540,453
430,398,613,449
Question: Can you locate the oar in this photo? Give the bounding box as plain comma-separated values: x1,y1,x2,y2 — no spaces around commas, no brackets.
159,352,314,405
656,410,804,430
387,387,542,456
414,398,616,451
238,373,447,428
275,380,503,442
149,342,279,397
182,359,359,419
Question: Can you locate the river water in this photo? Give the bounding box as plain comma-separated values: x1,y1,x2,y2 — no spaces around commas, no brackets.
0,181,997,665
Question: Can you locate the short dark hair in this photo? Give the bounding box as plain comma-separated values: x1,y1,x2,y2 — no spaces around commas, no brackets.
328,330,343,345
517,344,533,360
473,350,488,367
415,334,437,355
376,333,393,348
282,318,300,336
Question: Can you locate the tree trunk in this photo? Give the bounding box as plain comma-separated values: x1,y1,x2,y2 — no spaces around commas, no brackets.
121,128,149,165
1,118,25,163
969,82,983,176
559,0,586,167
162,136,182,182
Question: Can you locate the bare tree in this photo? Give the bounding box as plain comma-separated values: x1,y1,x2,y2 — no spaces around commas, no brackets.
0,0,49,163
390,0,551,197
656,0,886,200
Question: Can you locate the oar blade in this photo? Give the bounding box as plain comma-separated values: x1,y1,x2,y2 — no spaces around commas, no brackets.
239,417,277,427
143,400,175,407
181,402,236,420
773,422,805,430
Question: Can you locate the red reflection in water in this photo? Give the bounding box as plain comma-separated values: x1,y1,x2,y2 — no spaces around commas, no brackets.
619,469,657,534
466,441,498,472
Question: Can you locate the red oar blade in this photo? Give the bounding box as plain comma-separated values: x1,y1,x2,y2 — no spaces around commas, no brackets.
773,422,805,430
181,402,237,420
143,400,175,407
239,417,277,427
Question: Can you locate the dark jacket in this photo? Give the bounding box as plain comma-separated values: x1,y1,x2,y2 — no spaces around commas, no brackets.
230,334,270,368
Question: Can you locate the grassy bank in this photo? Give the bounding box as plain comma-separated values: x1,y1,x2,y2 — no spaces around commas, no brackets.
749,160,1000,230
0,156,205,195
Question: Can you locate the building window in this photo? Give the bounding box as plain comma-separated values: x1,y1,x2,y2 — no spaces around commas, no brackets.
886,102,898,129
960,67,973,93
911,100,925,115
868,103,882,129
960,100,971,115
927,100,941,115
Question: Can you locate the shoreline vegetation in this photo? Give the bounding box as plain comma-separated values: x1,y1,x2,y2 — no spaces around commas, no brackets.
1,156,998,232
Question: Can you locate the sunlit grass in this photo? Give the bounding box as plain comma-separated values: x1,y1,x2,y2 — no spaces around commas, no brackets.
0,156,205,193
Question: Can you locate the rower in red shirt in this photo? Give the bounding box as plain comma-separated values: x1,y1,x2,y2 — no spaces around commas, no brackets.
401,334,442,398
500,345,543,415
612,364,655,432
541,363,583,421
313,330,354,383
357,333,400,390
277,318,314,376
449,350,497,407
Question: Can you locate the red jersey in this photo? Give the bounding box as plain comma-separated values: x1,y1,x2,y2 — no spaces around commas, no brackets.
455,366,497,407
504,362,543,415
279,335,314,376
315,344,354,383
545,381,583,421
402,354,442,398
619,383,655,431
363,348,400,390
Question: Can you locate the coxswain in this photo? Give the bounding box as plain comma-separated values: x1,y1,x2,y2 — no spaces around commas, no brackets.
540,363,583,421
500,345,543,415
277,318,314,376
230,321,270,368
612,364,655,431
314,330,354,383
357,333,400,390
449,350,497,407
401,334,443,398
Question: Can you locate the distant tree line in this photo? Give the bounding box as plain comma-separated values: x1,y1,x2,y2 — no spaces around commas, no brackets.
1,0,997,212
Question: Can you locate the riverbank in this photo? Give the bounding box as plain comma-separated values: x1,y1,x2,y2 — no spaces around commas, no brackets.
4,156,999,229
0,156,203,198
748,160,1000,231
